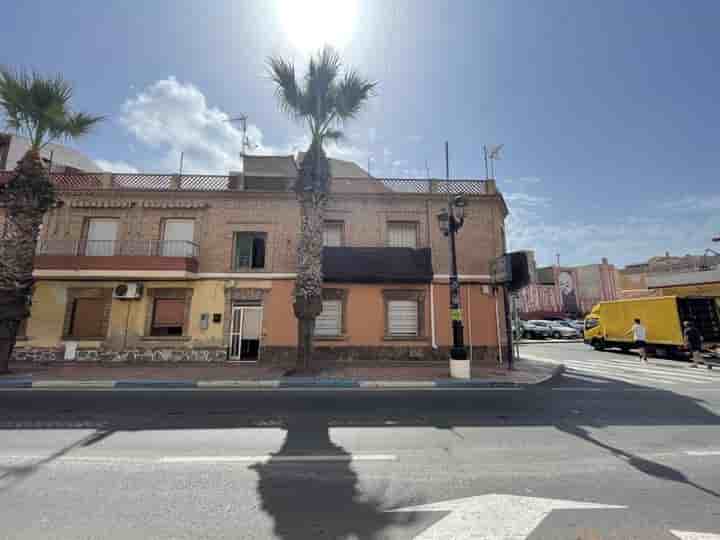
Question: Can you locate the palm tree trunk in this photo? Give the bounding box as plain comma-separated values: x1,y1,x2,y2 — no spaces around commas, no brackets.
0,150,56,372
292,142,329,372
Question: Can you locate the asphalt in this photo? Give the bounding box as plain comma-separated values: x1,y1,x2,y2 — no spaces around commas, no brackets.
1,345,720,539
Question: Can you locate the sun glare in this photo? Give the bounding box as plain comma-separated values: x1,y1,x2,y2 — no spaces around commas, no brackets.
278,0,357,52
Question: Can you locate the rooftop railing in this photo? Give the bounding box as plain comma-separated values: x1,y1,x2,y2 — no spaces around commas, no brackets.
0,171,494,195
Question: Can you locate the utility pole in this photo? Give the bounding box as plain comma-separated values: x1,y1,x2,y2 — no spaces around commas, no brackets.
556,253,561,267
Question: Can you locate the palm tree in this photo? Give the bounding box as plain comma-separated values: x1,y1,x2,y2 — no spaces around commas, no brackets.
0,68,102,373
268,47,375,372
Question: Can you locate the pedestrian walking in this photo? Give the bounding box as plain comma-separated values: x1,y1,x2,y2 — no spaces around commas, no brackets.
626,318,648,363
683,320,703,368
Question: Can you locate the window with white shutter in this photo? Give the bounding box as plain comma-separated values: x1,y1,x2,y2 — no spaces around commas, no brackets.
388,300,419,336
323,221,343,247
387,222,418,248
315,299,342,337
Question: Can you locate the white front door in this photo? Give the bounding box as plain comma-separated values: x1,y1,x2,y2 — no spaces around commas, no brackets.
230,306,263,361
162,220,195,256
85,219,118,256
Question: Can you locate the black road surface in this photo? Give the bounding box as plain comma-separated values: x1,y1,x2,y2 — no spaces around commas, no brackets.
2,349,720,539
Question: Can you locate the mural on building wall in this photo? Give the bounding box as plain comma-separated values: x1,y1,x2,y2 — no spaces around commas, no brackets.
557,270,580,315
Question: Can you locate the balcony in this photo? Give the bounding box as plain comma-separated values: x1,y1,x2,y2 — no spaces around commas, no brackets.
34,240,199,274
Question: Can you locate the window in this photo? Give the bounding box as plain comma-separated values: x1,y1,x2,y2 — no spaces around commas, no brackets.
315,300,342,337
85,219,118,256
387,300,419,337
162,219,195,257
585,318,599,330
323,221,344,247
233,232,266,270
150,298,186,336
387,222,418,248
68,298,107,338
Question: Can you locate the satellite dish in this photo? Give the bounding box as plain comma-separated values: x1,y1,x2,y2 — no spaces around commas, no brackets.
488,144,504,160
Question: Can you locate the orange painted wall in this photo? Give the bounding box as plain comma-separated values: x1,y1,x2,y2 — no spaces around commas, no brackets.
262,279,501,350
433,283,501,348
263,279,297,346
336,283,431,347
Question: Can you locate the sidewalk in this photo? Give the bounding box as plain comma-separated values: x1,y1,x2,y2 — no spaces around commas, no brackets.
0,358,563,389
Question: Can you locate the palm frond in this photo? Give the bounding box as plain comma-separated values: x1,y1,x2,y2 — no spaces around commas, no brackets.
335,70,376,122
56,112,105,142
0,67,101,149
304,46,342,126
267,56,309,121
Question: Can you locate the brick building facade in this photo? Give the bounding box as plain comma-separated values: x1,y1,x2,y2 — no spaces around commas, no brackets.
2,155,509,366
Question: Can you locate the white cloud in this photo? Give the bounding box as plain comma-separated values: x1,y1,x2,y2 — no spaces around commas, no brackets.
95,159,139,174
505,176,542,185
659,195,720,212
120,77,274,174
504,192,550,207
505,191,717,267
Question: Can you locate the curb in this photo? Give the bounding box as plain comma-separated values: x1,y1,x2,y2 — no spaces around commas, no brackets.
0,374,561,390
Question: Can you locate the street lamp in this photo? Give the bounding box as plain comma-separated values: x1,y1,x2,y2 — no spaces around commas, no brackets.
437,194,469,372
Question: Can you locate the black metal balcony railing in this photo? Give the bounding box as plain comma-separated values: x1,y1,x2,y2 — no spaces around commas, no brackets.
0,171,493,195
36,240,200,258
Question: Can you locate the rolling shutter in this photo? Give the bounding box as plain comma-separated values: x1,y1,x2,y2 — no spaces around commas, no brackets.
388,300,418,336
315,300,342,336
70,298,106,338
387,223,418,248
153,299,186,327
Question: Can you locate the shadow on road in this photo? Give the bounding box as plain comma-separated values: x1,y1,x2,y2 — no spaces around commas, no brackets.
250,415,415,539
555,421,720,499
0,428,113,492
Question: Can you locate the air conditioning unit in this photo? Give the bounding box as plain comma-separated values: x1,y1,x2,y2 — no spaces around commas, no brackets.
113,282,144,300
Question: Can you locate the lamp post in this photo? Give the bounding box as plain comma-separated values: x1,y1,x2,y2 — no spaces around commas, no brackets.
438,194,469,372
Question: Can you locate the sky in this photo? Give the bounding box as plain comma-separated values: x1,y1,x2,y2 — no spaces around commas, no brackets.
2,0,719,267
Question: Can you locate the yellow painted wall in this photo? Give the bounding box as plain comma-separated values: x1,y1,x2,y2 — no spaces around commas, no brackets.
19,279,232,349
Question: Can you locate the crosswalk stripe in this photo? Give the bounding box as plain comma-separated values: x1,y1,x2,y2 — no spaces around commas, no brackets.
523,352,719,386
580,356,720,381
564,362,694,385
557,355,717,382
562,363,680,385
574,361,716,383
563,365,678,386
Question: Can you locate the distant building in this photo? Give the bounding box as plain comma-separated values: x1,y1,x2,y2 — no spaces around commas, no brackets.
618,252,720,298
0,133,101,173
517,257,619,318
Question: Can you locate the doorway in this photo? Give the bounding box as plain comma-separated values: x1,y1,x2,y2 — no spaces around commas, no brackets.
230,306,263,361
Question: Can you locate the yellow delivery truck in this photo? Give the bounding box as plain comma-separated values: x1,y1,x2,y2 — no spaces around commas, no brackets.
584,296,720,358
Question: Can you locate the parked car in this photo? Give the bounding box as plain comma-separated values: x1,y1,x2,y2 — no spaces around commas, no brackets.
521,320,552,339
556,320,584,337
546,321,581,339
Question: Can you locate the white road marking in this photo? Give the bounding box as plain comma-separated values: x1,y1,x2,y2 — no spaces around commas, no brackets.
671,530,720,540
565,364,683,385
387,494,625,540
580,357,720,382
562,373,610,383
684,450,720,456
159,454,398,463
0,454,398,465
560,363,678,385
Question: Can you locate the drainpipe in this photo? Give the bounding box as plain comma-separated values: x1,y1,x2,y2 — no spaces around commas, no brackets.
466,284,473,360
430,282,437,349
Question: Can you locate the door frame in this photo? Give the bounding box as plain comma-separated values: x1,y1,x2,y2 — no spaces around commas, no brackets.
229,305,263,362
